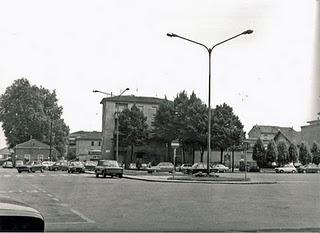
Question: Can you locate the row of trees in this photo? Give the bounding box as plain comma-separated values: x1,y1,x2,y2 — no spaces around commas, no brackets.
118,91,245,163
0,79,70,158
252,138,320,167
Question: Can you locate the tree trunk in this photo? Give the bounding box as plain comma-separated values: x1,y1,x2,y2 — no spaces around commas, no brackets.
182,147,185,164
220,149,223,163
232,149,235,172
192,144,195,164
200,148,204,162
130,144,134,162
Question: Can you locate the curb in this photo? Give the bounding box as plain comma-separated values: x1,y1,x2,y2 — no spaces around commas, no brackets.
123,175,277,185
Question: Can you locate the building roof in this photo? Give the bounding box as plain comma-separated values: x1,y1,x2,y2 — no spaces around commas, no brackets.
69,131,102,140
100,95,165,105
15,139,50,149
249,125,301,144
0,147,13,155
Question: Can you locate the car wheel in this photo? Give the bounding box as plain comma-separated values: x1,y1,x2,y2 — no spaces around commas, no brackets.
18,170,21,173
280,170,284,173
41,169,43,173
96,173,99,178
292,170,296,173
118,174,123,178
103,171,107,178
111,175,114,178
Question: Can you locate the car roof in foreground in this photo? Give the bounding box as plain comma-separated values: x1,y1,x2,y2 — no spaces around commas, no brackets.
0,196,44,220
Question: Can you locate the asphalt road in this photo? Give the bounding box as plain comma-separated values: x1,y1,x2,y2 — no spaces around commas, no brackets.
0,168,319,232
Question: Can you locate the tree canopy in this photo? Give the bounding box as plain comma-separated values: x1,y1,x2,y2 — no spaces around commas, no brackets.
299,142,311,165
0,78,69,156
252,138,265,167
266,139,277,166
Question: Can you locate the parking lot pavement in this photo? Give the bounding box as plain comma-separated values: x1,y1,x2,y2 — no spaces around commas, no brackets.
0,167,319,232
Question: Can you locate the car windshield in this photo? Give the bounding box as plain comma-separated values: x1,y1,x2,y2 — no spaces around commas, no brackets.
71,162,82,166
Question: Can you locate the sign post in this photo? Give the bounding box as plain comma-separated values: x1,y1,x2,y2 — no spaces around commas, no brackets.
171,140,180,180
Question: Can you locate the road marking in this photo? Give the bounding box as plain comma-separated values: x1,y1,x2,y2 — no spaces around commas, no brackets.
3,175,11,177
47,194,53,197
26,190,38,193
70,208,95,223
52,198,60,202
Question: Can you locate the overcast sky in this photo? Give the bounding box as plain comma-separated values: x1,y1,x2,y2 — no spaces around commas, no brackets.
0,0,318,148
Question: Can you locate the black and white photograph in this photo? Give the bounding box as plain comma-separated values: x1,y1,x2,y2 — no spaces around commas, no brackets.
0,0,319,232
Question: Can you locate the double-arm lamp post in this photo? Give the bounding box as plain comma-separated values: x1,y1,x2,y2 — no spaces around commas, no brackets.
167,29,253,175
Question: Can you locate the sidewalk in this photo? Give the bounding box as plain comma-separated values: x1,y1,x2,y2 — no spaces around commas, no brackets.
123,174,277,185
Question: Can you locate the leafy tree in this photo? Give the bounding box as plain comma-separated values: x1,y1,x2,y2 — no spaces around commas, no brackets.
288,143,298,163
311,141,320,165
211,103,245,163
299,142,311,165
151,97,177,161
0,78,69,156
180,92,207,162
118,104,148,162
252,138,266,167
265,139,277,166
277,141,288,166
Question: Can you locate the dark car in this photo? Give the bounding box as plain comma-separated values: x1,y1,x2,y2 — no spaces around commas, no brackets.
49,161,69,171
297,163,320,173
0,196,45,232
16,161,44,173
68,162,85,173
239,160,260,172
95,160,123,178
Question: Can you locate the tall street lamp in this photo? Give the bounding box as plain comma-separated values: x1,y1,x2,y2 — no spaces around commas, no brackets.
92,90,113,96
115,88,130,162
167,30,253,175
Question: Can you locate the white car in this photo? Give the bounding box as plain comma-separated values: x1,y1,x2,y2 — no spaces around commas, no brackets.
147,162,174,173
274,164,297,173
212,164,229,173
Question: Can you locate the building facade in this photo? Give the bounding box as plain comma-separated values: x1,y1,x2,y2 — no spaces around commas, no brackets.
14,139,56,164
0,147,13,165
68,131,102,161
100,95,165,162
301,116,320,147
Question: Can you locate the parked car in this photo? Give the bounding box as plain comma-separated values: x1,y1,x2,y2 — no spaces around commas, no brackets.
16,161,44,173
180,164,193,174
274,164,297,173
297,163,320,173
49,161,69,171
147,162,174,173
84,161,98,171
212,164,229,173
15,160,24,167
2,161,13,168
128,163,137,170
239,160,260,172
191,162,212,174
68,162,85,173
41,161,55,170
95,160,123,178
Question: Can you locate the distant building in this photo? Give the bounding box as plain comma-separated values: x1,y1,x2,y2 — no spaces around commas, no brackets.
0,147,13,165
100,95,166,163
68,131,102,161
14,139,57,163
301,114,320,147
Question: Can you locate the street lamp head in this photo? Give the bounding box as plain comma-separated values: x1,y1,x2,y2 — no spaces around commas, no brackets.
167,33,177,37
242,29,254,35
92,90,98,93
125,88,130,91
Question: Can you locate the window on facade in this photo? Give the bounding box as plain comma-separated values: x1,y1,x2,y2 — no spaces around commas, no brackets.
115,103,128,112
91,141,94,146
98,141,101,146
